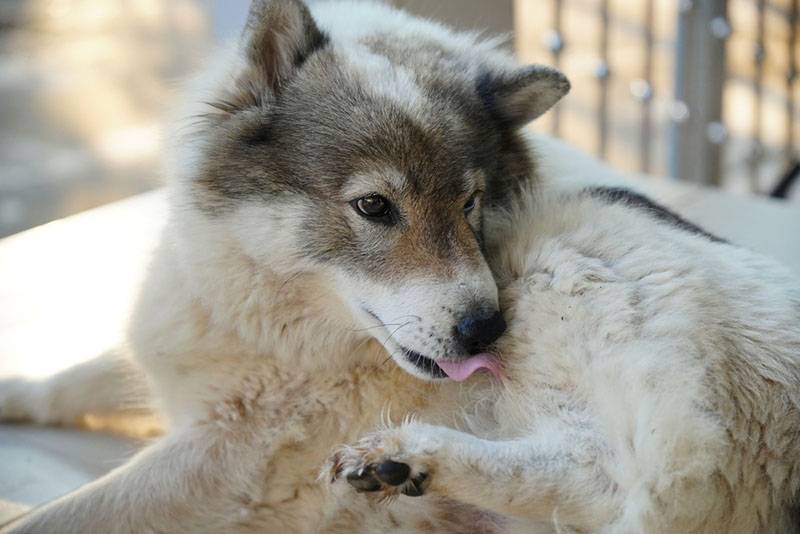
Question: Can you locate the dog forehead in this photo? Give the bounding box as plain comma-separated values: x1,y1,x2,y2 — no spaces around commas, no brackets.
274,73,479,194
197,34,504,211
344,166,482,201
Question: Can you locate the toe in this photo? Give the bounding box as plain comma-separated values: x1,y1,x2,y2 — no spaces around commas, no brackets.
346,468,382,492
401,472,428,497
374,460,411,486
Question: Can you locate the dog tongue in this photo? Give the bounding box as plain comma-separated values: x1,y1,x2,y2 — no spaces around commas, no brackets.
436,353,503,382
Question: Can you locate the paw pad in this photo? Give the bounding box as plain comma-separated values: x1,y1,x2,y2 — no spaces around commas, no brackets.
374,460,410,485
343,460,429,497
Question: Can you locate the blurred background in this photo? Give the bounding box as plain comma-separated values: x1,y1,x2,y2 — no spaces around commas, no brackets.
0,0,797,238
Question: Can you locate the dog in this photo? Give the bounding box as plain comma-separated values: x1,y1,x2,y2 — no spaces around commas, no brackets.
2,0,799,532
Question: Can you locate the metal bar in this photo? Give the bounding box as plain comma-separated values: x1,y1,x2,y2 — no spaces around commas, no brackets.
749,0,767,192
596,0,611,158
669,0,727,185
638,0,655,173
669,1,691,180
785,0,798,165
549,0,565,137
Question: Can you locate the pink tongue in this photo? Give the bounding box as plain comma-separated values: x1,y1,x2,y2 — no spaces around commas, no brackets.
436,353,504,382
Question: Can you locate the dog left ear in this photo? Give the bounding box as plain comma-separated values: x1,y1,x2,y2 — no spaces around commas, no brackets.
243,0,328,95
478,66,570,128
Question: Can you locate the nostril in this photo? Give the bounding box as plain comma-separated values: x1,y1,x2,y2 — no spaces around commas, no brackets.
454,309,507,354
455,317,477,339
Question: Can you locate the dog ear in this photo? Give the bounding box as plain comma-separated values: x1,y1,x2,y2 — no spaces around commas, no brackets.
241,0,327,95
478,66,570,128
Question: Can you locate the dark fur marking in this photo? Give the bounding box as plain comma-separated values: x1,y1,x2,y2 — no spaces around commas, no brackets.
292,24,329,70
240,116,275,147
586,186,727,243
476,71,497,116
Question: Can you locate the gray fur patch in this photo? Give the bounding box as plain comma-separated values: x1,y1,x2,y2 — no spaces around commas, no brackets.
189,3,566,282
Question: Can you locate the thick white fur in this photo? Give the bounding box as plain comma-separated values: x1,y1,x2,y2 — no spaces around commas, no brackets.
325,183,800,532
5,175,799,532
2,2,799,533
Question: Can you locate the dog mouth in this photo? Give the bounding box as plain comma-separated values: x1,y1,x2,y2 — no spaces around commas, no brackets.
363,306,503,381
400,347,448,379
398,347,504,382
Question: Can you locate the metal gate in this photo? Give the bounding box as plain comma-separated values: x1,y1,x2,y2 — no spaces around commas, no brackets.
515,0,799,196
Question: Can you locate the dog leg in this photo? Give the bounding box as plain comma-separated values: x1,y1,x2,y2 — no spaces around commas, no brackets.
0,349,150,426
4,371,327,533
329,421,618,530
2,423,268,534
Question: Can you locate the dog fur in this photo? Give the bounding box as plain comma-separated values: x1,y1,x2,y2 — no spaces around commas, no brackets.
2,1,799,532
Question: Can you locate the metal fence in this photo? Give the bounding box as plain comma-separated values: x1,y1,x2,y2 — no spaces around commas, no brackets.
515,0,799,197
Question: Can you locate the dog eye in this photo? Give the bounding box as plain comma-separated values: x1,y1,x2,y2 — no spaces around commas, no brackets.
351,194,393,222
463,192,479,214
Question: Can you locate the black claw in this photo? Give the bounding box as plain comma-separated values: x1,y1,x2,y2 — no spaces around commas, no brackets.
401,472,428,497
346,469,382,492
374,460,411,486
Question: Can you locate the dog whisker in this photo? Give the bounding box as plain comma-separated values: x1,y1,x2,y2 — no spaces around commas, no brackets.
382,321,412,347
349,323,406,333
387,314,422,323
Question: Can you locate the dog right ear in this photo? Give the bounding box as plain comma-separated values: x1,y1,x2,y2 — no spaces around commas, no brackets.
227,0,326,110
478,66,570,128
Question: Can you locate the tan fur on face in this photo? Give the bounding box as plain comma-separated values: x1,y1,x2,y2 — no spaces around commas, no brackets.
342,166,488,281
387,200,485,279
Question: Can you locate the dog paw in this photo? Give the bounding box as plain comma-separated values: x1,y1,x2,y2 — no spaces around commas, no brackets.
326,428,433,498
344,459,429,497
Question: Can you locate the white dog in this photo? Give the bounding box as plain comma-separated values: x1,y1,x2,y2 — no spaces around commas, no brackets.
2,1,798,532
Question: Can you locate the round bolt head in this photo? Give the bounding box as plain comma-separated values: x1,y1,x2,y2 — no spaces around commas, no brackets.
594,60,610,80
630,79,653,101
706,121,728,144
669,101,691,123
542,30,564,54
709,17,731,39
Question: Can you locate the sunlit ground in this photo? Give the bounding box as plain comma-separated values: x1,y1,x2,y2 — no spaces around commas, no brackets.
0,0,210,238
0,191,165,379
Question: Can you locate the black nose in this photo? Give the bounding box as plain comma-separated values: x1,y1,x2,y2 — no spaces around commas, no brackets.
453,308,507,354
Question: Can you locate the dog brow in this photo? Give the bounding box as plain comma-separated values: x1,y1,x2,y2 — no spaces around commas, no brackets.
343,169,407,198
464,168,486,192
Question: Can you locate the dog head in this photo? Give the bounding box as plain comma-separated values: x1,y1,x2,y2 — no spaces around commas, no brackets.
185,0,569,380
